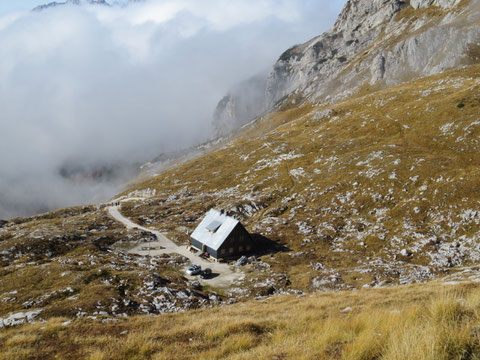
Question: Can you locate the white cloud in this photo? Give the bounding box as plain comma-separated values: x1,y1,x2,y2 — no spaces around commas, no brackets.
96,0,300,28
0,0,346,218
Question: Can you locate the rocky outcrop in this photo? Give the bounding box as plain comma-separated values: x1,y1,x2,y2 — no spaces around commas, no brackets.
265,0,479,107
212,74,267,137
213,0,480,135
410,0,461,9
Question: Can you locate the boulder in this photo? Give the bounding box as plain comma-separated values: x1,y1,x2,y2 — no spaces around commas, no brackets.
400,249,412,257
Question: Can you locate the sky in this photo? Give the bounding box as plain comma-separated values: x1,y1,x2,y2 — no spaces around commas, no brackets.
0,0,347,218
0,1,124,15
0,0,47,15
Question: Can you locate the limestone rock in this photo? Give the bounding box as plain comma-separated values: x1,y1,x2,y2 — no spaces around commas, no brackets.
410,0,461,9
213,0,480,136
400,249,412,257
370,54,386,85
265,0,479,108
212,73,267,138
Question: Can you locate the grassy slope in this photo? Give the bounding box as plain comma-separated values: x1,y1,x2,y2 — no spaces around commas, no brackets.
1,48,479,360
0,206,219,321
119,64,480,291
2,281,480,359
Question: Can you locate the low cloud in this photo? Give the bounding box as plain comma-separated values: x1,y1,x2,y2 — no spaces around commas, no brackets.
0,0,346,218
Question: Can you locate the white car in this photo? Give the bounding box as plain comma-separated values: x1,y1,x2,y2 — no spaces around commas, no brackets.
186,265,201,276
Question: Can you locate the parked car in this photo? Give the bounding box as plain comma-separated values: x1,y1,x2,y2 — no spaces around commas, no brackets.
235,256,248,267
186,265,201,276
199,268,212,279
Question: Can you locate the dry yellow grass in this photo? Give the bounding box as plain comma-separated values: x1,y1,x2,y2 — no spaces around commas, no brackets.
1,42,480,360
1,281,480,359
118,64,480,291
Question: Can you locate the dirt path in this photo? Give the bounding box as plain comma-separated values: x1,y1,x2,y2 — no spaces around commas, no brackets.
107,204,244,288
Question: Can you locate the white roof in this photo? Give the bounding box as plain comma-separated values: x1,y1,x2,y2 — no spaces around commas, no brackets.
191,209,239,251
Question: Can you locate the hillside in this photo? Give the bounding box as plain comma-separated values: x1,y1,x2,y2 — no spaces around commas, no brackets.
0,0,480,358
120,64,480,293
0,206,224,323
0,45,479,345
2,281,480,359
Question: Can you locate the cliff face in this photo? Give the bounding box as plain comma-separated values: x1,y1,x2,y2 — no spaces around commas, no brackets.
213,0,480,135
265,0,480,107
212,74,267,138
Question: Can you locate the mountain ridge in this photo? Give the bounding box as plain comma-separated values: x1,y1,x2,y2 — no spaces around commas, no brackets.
213,0,479,136
1,1,480,358
32,0,110,12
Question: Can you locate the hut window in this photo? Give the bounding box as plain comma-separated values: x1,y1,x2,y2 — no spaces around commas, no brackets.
239,246,244,252
220,249,226,255
206,220,222,233
247,245,251,251
229,247,234,254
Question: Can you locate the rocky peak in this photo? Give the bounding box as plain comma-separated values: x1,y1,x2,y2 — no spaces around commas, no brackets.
333,0,408,36
213,0,479,136
33,0,109,12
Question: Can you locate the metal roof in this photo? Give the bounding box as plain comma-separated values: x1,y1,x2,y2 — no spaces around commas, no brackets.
191,209,239,251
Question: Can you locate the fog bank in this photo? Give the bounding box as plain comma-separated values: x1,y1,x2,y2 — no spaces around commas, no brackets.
0,0,346,219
